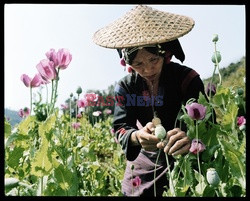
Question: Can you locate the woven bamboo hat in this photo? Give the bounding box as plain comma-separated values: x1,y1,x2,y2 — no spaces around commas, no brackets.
93,5,195,49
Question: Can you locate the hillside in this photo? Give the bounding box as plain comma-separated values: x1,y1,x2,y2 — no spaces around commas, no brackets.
203,57,245,92
4,108,22,128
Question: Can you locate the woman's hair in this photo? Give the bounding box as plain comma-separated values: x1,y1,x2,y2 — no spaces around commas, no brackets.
125,46,164,65
117,39,185,65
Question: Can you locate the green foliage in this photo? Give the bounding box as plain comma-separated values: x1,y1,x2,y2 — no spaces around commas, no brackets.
168,62,246,197
5,109,125,196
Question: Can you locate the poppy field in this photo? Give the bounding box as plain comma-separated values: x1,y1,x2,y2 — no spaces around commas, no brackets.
4,35,246,196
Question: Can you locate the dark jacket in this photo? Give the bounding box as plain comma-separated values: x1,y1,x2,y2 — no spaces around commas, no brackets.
113,61,205,196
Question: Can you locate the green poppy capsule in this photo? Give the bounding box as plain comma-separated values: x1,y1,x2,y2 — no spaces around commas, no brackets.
155,124,166,140
211,51,222,63
206,168,220,187
76,86,82,95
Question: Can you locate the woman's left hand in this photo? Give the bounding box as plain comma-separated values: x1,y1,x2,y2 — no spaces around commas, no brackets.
156,128,191,156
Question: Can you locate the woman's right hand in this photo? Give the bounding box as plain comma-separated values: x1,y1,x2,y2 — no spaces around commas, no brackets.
131,122,160,151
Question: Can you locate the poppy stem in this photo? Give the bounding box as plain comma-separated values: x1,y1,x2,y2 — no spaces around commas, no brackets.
30,87,32,115
154,149,161,197
195,121,202,195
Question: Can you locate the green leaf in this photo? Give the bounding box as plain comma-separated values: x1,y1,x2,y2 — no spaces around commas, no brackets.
4,119,12,138
221,103,238,131
182,155,194,186
18,115,36,135
198,92,208,104
30,133,52,177
54,164,73,191
194,169,206,196
202,185,216,197
212,86,230,107
7,146,25,168
218,137,245,185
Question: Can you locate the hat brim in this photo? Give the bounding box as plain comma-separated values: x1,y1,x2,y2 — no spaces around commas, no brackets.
93,5,195,49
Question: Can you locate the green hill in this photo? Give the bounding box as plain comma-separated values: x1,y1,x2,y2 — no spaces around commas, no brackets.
203,57,245,92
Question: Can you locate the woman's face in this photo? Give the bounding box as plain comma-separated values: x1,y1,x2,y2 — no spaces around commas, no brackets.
130,48,164,82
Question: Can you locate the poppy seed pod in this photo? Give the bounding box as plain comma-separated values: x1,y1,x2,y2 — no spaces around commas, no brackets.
212,51,222,63
155,124,166,140
76,86,82,95
206,168,220,186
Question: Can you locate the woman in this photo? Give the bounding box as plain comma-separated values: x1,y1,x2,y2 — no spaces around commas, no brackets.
93,5,206,196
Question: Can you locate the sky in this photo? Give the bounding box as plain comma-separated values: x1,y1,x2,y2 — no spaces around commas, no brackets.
4,4,245,111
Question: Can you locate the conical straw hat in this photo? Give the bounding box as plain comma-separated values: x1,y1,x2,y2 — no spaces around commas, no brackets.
93,5,195,49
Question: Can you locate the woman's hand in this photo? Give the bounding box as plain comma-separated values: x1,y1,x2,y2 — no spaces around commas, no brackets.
132,122,160,151
156,128,191,156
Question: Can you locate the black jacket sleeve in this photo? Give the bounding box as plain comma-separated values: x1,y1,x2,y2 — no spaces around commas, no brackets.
112,83,141,161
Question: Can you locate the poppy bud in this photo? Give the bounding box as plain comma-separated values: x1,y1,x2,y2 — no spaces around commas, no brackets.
212,51,222,63
212,34,219,42
76,86,82,95
206,168,220,186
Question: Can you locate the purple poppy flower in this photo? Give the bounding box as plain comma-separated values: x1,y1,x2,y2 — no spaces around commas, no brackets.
206,83,216,96
185,102,206,120
189,139,206,154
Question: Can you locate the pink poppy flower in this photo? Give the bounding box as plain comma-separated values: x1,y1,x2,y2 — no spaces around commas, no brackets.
189,139,206,154
77,98,88,108
36,59,57,81
21,74,42,88
37,73,50,84
185,102,206,120
85,93,98,102
18,107,30,118
72,122,81,130
237,116,246,131
46,48,59,67
237,116,246,126
132,176,141,187
57,48,72,70
84,93,98,106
